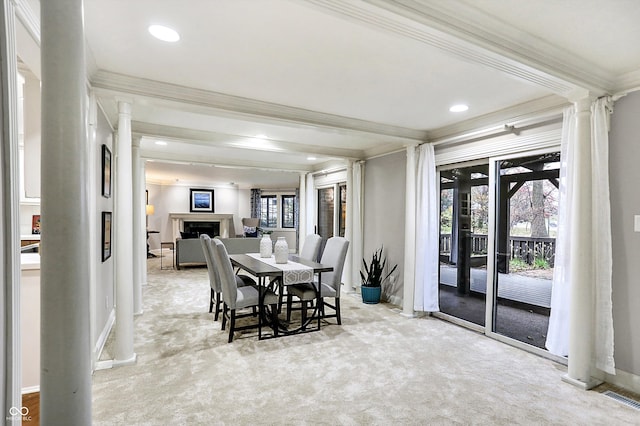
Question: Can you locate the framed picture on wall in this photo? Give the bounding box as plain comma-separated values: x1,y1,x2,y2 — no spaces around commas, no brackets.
102,211,112,262
190,188,214,212
101,144,112,198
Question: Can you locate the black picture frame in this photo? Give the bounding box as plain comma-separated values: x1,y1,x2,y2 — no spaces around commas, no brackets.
102,145,111,198
190,188,214,212
102,211,112,262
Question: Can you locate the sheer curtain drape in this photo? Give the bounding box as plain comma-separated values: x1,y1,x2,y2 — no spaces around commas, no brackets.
545,98,615,375
250,188,261,218
545,106,574,356
414,144,440,312
351,161,364,289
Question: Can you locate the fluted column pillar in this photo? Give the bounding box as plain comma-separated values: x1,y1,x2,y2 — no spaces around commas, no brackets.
141,161,148,285
132,137,143,314
40,0,92,422
298,173,307,254
564,95,597,389
402,145,417,317
114,101,136,365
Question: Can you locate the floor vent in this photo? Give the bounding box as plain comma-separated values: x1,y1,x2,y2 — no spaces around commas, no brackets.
603,390,640,411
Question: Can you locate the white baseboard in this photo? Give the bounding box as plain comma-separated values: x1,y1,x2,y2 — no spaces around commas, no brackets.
21,385,39,394
93,309,115,371
605,368,640,394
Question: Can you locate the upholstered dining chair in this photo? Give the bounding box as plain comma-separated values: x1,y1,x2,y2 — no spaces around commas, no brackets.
200,234,254,321
287,236,349,327
299,233,322,262
211,238,279,342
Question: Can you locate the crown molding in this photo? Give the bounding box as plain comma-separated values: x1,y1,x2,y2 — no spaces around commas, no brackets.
14,0,39,45
305,0,611,96
91,70,426,142
428,95,568,144
131,121,365,160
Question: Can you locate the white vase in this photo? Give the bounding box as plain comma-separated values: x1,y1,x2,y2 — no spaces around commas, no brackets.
260,235,272,258
274,237,289,264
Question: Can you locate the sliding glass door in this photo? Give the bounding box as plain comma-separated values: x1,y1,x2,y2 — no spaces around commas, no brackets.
492,152,560,349
438,163,489,326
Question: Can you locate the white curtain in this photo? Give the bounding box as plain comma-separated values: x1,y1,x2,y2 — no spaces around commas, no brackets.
351,161,364,289
591,97,615,374
545,99,615,375
414,144,440,312
305,173,315,236
545,106,575,356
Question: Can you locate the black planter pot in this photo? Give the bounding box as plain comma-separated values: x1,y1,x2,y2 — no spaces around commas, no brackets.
361,286,381,304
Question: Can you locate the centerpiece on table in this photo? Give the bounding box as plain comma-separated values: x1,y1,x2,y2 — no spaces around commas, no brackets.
258,228,273,258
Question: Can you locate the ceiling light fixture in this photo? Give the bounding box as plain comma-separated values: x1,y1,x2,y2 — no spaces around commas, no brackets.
155,141,168,146
148,25,180,42
449,104,469,113
307,156,317,161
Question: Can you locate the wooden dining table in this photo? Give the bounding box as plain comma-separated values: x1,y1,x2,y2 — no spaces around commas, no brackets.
229,253,333,339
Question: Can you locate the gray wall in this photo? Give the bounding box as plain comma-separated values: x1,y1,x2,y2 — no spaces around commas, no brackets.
609,90,640,376
363,150,406,303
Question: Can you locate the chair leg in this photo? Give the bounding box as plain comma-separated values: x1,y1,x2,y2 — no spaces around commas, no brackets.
336,298,341,325
214,292,222,321
270,303,279,337
221,304,228,330
301,301,307,330
228,309,236,343
286,294,293,322
209,288,214,313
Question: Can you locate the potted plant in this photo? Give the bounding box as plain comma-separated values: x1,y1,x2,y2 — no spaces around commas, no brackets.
360,246,398,304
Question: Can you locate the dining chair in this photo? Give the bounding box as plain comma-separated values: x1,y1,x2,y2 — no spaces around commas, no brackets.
200,234,254,321
211,238,279,342
287,236,349,327
299,233,322,262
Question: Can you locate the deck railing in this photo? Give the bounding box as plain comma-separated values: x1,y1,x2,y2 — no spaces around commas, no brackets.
439,234,556,267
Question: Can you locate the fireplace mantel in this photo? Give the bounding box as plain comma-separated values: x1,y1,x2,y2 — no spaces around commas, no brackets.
169,213,234,239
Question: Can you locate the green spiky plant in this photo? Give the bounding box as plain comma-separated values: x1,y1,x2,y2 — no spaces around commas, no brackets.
360,246,398,288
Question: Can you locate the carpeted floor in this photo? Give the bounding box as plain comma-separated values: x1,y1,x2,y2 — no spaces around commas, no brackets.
92,256,640,425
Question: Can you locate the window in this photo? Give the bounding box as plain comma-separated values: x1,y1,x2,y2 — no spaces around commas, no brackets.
260,195,277,228
281,195,296,228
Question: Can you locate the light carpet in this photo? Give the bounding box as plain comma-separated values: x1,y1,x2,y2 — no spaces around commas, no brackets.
92,257,639,425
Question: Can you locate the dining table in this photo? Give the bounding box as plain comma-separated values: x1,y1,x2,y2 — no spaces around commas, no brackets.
229,253,333,339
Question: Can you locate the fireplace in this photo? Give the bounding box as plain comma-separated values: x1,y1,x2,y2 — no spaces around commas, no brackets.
183,221,220,237
169,213,234,239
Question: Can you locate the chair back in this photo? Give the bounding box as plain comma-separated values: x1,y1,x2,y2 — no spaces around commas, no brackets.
200,235,222,293
299,234,322,262
319,236,349,296
211,239,238,309
241,217,260,237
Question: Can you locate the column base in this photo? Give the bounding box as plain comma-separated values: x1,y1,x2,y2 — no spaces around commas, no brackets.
562,373,602,390
400,311,416,318
113,353,137,368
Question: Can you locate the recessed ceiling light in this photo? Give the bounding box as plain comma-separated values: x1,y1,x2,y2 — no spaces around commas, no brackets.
148,25,180,42
449,104,469,113
155,141,168,146
255,134,267,139
307,156,317,161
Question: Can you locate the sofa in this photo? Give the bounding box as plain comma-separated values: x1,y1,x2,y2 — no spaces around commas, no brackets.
175,237,261,269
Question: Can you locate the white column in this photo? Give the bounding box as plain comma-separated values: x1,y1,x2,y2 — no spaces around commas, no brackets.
1,1,23,421
132,137,143,314
564,96,597,389
40,0,92,422
343,160,354,292
298,172,307,253
402,145,417,317
140,161,148,286
114,101,137,365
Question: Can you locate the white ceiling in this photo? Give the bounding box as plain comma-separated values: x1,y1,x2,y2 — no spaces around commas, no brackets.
20,0,640,188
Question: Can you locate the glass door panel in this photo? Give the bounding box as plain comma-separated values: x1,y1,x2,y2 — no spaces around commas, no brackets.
439,164,489,326
493,152,559,349
317,187,334,240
